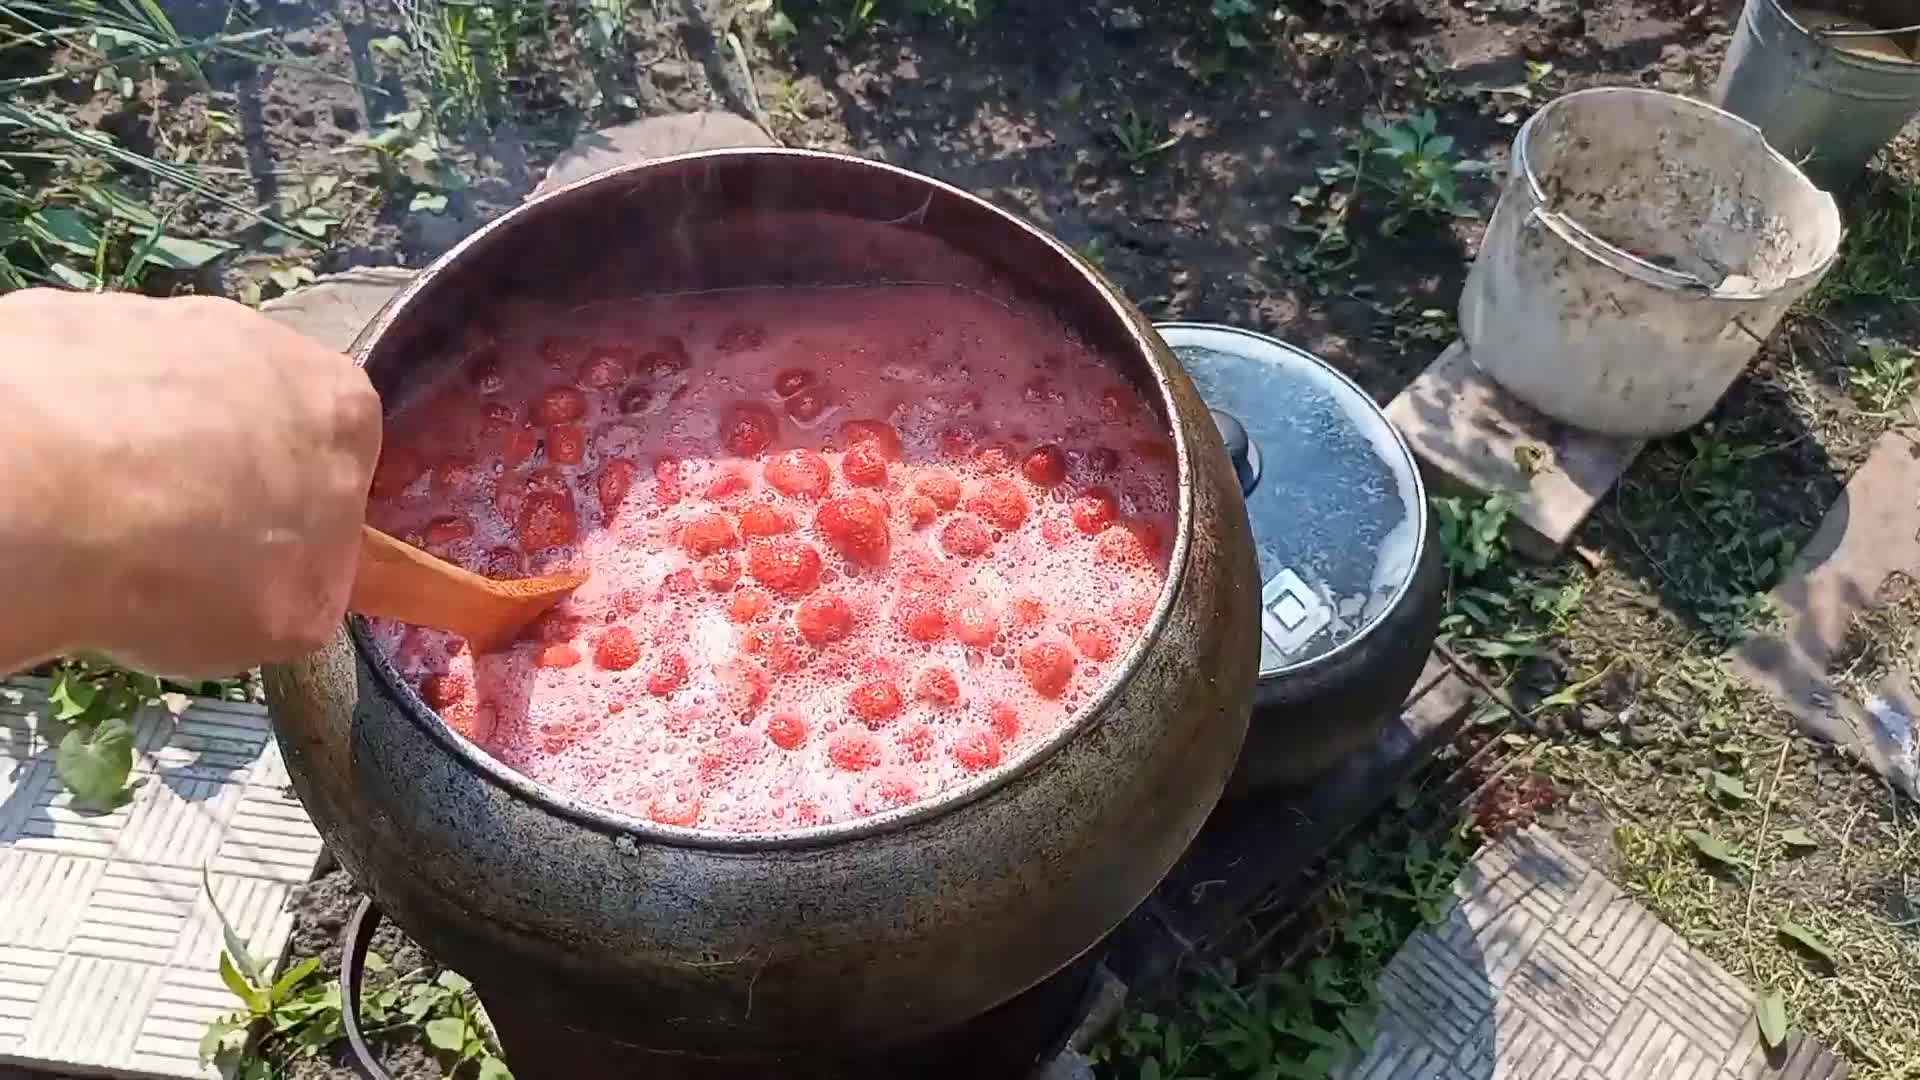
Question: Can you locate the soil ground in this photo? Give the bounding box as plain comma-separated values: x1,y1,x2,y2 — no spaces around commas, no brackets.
6,0,1920,1077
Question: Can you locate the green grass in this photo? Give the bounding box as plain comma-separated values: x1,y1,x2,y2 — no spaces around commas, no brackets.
1089,814,1478,1079
1811,178,1920,310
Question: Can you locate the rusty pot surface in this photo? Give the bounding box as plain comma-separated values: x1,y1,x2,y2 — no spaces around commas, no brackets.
265,149,1257,1062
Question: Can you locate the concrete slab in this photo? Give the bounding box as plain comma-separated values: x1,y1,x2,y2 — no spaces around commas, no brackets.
1335,827,1848,1080
1733,427,1920,799
533,111,777,197
258,266,415,354
1385,342,1645,562
0,680,325,1079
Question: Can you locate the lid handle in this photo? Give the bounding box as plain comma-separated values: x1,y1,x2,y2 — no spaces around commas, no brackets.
1210,410,1260,496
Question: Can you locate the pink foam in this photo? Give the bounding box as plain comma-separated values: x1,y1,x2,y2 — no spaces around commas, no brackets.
368,284,1174,832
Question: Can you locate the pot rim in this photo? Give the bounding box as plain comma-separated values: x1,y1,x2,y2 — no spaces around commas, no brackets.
1513,86,1842,300
346,147,1198,852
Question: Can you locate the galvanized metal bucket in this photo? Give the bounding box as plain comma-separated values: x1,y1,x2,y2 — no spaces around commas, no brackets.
1460,88,1842,439
1713,0,1920,190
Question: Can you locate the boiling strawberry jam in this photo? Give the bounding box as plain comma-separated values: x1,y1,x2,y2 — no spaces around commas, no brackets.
367,284,1176,832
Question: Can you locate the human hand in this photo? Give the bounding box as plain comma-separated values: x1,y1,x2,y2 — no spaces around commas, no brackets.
0,289,382,677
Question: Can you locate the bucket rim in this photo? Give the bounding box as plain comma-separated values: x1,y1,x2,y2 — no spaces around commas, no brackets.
1512,86,1842,300
1764,0,1920,75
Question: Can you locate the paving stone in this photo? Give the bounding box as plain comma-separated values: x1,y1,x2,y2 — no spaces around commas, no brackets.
534,111,777,197
0,680,325,1079
1732,426,1920,799
1384,342,1645,561
1330,826,1848,1080
258,265,416,354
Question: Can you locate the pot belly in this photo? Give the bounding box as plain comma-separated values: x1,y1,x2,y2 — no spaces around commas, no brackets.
266,424,1253,1057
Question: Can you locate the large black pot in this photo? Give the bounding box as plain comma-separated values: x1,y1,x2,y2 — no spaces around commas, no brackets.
264,149,1259,1064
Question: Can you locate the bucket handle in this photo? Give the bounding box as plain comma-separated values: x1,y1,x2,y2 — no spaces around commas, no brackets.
339,896,397,1080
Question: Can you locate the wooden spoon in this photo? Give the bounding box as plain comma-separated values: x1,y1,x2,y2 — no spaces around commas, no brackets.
349,525,587,653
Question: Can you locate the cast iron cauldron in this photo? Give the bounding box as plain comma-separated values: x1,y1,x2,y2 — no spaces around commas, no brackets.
264,149,1259,1064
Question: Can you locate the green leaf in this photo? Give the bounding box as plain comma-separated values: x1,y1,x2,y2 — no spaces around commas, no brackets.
1140,1057,1162,1080
56,718,134,808
1778,827,1819,850
203,867,265,986
424,1016,468,1052
1709,770,1753,803
219,951,269,1015
1775,915,1838,967
477,1058,514,1080
197,1015,246,1065
1684,829,1749,870
26,207,104,256
46,260,101,290
1757,991,1788,1049
766,9,797,41
145,233,236,269
364,950,389,973
369,34,408,57
409,191,448,214
436,970,472,995
270,955,322,1004
78,181,159,227
48,670,99,721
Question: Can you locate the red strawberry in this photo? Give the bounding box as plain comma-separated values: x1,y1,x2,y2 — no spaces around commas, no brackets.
768,711,808,750
908,497,939,529
1070,618,1118,660
579,345,633,390
1022,444,1068,487
647,651,690,695
649,788,701,826
896,595,948,642
499,426,539,468
965,478,1029,531
747,539,823,596
1020,642,1075,699
817,493,891,566
1096,519,1163,564
952,599,999,647
547,422,588,465
681,512,739,556
534,385,588,425
517,490,578,549
774,367,815,397
796,594,854,645
598,458,637,516
990,701,1022,740
729,588,772,624
952,728,1004,772
593,626,640,671
842,442,889,488
940,516,993,558
1071,487,1119,534
914,667,960,707
766,449,832,499
849,679,904,726
722,403,779,457
696,552,741,591
840,419,903,460
914,470,962,510
828,729,881,772
739,501,795,537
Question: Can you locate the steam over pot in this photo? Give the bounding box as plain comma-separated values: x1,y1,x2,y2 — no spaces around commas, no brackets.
264,149,1258,1061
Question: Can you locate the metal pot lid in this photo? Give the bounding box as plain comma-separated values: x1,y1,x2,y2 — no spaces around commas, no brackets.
1155,323,1427,681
